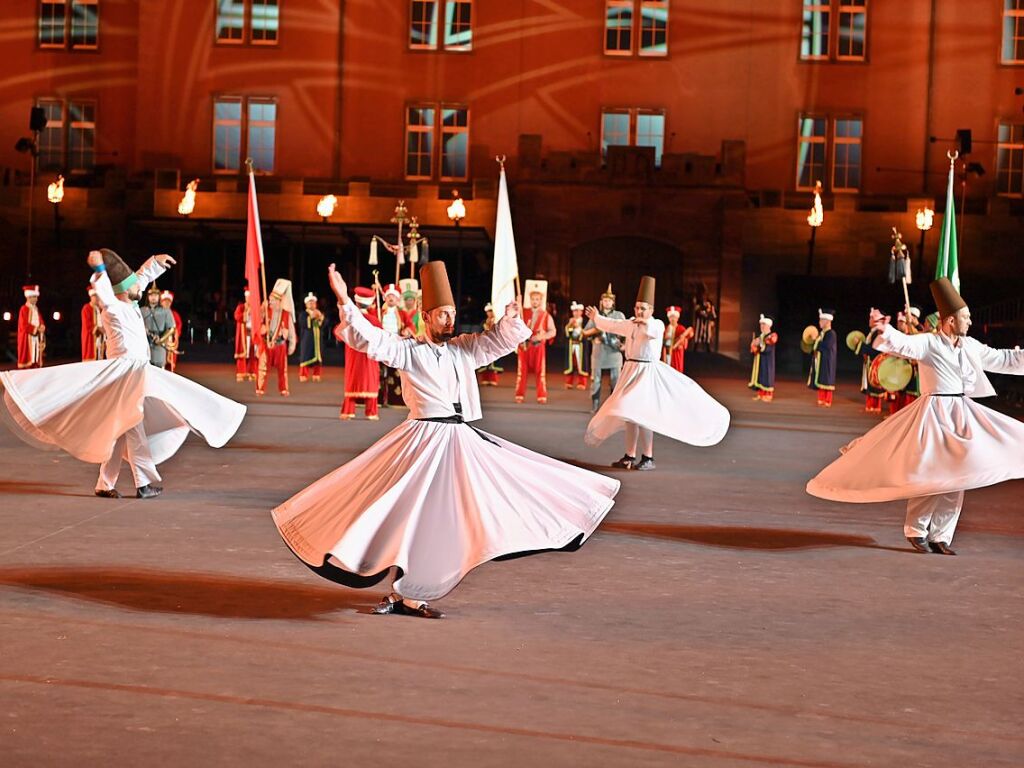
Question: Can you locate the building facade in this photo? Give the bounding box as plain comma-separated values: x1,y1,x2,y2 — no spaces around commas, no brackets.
1,0,1021,358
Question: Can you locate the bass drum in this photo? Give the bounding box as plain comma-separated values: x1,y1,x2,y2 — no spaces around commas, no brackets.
868,354,913,392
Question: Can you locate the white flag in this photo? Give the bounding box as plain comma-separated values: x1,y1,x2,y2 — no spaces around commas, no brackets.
491,166,519,314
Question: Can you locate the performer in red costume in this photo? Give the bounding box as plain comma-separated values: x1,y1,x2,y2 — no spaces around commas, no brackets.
234,287,258,382
81,287,105,361
514,279,556,404
257,278,296,397
662,306,693,374
17,285,45,369
339,287,382,420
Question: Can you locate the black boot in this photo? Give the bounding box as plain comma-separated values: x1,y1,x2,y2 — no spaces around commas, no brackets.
136,484,163,499
94,489,122,499
928,541,957,556
906,536,931,553
633,456,656,471
610,454,635,469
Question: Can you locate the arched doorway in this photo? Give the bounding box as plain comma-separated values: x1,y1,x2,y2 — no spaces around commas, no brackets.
569,237,689,315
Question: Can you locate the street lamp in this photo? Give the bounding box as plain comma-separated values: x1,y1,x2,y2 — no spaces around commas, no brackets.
47,174,64,244
806,180,823,275
914,206,934,279
447,191,467,315
177,178,199,216
316,194,337,222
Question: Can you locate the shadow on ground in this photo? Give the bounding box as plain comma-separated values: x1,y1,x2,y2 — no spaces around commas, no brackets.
0,566,374,619
601,521,902,552
0,480,83,497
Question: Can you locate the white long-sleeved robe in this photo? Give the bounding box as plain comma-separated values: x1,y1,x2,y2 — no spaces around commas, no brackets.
584,314,730,448
272,302,621,601
806,324,1024,502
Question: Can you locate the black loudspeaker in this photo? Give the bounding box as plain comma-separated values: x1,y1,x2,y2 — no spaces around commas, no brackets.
29,106,47,132
955,128,972,155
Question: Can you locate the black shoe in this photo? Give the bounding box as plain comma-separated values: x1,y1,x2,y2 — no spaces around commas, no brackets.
928,541,957,556
135,484,163,499
633,456,656,471
371,597,399,615
396,601,445,619
906,536,931,553
610,454,635,469
94,489,122,499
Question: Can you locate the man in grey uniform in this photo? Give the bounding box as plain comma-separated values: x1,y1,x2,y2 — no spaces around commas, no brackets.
141,285,175,368
583,283,626,412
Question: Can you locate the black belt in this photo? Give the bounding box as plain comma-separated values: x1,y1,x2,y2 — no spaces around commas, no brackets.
929,393,965,397
417,404,499,445
625,358,652,363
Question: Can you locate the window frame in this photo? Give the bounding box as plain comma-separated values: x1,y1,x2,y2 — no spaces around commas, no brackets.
795,113,864,193
799,0,868,63
604,0,635,57
637,0,669,58
212,96,245,174
795,113,829,191
600,107,666,168
996,121,1024,197
246,97,278,174
35,98,66,172
409,0,473,52
439,104,470,182
38,0,101,51
215,0,280,47
67,98,97,172
1003,0,1024,65
404,104,438,180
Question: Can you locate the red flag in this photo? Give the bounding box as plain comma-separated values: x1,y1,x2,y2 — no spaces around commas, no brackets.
245,171,266,356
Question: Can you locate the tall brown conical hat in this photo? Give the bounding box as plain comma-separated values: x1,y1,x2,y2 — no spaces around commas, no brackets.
420,261,455,312
930,277,966,318
100,248,133,287
636,275,656,306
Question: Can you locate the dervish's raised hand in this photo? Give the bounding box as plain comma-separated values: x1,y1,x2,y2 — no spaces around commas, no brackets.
585,305,598,321
153,253,177,268
505,295,522,319
328,263,349,304
87,250,103,268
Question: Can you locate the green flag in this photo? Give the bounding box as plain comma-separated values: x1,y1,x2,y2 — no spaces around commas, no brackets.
935,159,960,292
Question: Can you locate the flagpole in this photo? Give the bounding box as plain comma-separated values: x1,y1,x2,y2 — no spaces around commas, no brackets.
247,158,270,347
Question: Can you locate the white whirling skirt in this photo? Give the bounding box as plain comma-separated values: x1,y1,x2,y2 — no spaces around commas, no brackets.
806,395,1024,503
272,419,620,601
0,358,246,465
585,360,730,448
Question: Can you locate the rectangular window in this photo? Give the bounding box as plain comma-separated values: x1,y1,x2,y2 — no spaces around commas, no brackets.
213,97,243,172
410,0,438,48
250,0,279,44
837,0,866,59
796,115,827,189
605,1,633,55
70,0,99,48
1004,0,1024,63
405,106,436,179
832,117,862,191
38,0,99,49
217,0,277,45
444,0,472,50
635,110,665,166
800,2,830,59
801,1,867,62
247,99,276,173
217,0,246,43
639,0,668,56
67,100,96,171
997,123,1024,196
440,107,469,180
601,110,631,155
39,0,66,47
410,1,471,51
602,108,665,167
36,100,65,171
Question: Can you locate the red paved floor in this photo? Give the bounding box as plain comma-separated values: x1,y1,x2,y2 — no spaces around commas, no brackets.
1,363,1021,767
